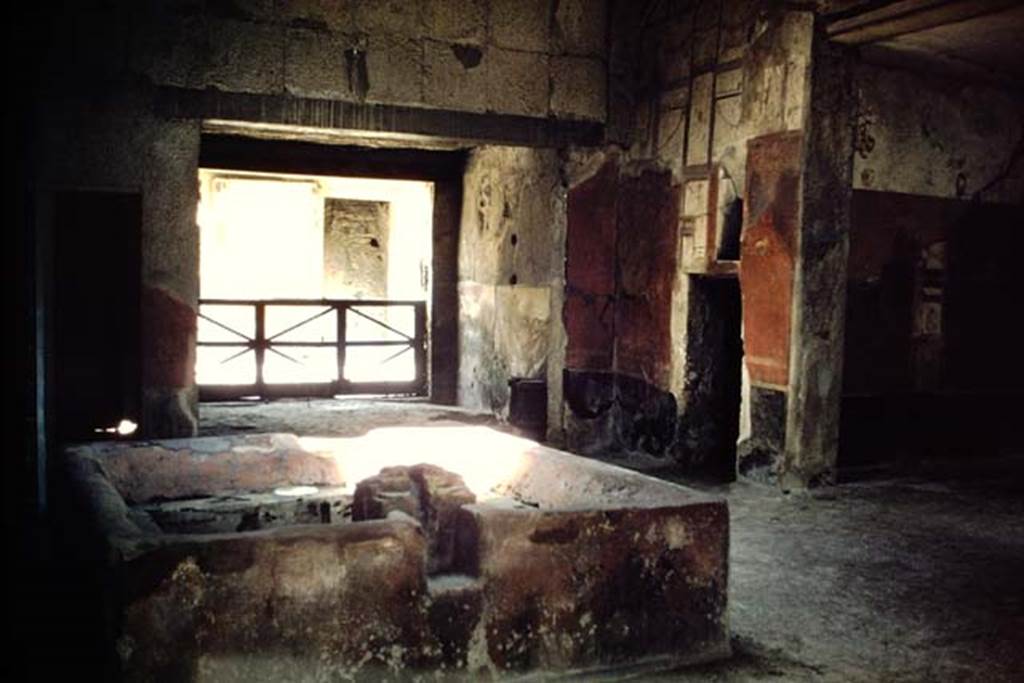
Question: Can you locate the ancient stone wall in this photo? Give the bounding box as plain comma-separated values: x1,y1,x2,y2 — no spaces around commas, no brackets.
32,0,608,438
561,2,826,481
36,91,201,438
852,63,1024,204
457,147,566,420
43,0,607,123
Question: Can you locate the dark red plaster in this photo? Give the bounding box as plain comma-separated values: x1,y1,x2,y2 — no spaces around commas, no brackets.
615,170,679,388
566,161,618,296
565,160,620,371
142,285,196,388
564,291,615,370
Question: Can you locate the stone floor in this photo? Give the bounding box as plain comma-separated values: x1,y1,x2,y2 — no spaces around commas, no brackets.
198,398,1024,682
668,465,1024,682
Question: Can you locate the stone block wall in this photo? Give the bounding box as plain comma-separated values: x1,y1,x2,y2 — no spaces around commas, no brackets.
30,0,609,440
88,0,609,122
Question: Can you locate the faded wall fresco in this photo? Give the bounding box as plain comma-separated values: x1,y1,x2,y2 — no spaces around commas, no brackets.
457,147,565,419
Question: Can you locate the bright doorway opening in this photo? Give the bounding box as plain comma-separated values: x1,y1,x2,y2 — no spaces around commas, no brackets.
196,169,434,396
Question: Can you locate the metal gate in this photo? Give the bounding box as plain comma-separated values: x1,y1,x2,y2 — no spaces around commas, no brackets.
197,299,427,400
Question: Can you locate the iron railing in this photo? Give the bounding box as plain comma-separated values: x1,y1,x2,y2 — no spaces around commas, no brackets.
197,298,427,400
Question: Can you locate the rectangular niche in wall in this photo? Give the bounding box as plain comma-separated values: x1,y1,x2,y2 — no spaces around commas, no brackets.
324,199,390,299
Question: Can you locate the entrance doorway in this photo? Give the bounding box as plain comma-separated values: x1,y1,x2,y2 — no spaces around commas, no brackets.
52,190,142,442
679,276,744,480
195,134,465,403
196,171,432,399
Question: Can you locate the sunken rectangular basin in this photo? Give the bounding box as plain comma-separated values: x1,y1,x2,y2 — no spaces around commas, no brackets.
64,428,729,680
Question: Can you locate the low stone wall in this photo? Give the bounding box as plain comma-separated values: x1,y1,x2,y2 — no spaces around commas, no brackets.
64,430,730,680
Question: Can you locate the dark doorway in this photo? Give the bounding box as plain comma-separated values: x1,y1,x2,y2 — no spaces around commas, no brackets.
52,191,142,442
839,192,1024,468
678,276,744,480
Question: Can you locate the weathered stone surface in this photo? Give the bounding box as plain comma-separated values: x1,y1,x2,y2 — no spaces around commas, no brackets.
431,180,462,406
426,575,484,668
140,487,351,535
141,387,199,441
458,147,564,416
737,386,787,484
486,48,549,117
284,27,351,99
32,0,606,457
678,278,743,478
138,114,201,441
564,292,615,371
353,0,423,37
365,32,424,105
280,0,354,32
551,55,608,121
563,161,682,458
130,13,210,90
141,285,196,390
457,281,504,412
141,118,201,304
457,502,729,671
423,0,486,44
783,34,853,489
354,464,476,574
615,373,679,457
491,0,550,52
423,40,489,112
852,62,1024,204
719,0,758,61
563,370,678,458
686,72,714,165
118,521,430,681
460,145,562,287
553,0,607,57
493,285,551,380
566,160,618,298
741,11,812,137
565,160,618,372
64,431,730,678
656,95,687,176
563,369,617,423
205,19,285,93
136,14,285,94
73,433,344,503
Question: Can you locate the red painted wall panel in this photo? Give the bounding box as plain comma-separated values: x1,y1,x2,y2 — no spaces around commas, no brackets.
615,171,679,388
740,132,802,389
566,161,619,371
